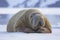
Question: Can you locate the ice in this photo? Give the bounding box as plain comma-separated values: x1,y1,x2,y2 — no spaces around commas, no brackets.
0,25,60,40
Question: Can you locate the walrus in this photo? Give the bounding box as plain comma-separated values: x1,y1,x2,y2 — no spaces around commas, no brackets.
7,9,52,33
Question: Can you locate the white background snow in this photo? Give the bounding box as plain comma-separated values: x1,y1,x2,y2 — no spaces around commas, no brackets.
0,25,60,40
7,0,59,7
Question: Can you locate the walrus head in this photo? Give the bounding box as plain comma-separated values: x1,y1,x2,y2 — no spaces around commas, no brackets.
29,13,45,30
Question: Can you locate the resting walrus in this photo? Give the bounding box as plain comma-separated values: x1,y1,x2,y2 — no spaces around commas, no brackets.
7,9,52,33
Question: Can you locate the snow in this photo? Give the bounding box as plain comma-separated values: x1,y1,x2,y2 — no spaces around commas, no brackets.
0,25,60,40
0,8,60,15
7,0,59,7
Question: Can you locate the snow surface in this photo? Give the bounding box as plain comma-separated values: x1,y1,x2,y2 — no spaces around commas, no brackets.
0,25,60,40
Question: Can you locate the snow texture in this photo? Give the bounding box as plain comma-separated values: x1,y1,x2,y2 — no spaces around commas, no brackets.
0,25,60,40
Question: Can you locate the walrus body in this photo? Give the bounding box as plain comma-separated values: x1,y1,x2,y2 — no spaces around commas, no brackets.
7,9,52,33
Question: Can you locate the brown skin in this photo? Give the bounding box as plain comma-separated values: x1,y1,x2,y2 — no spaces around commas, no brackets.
42,15,52,33
7,9,52,33
36,14,52,33
15,13,52,33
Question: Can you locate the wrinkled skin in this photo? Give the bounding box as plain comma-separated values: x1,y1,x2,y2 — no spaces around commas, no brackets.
7,9,52,33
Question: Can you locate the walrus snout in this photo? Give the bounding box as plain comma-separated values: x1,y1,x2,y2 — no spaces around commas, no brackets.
30,13,45,28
